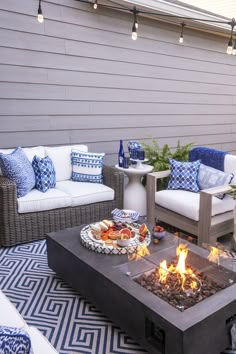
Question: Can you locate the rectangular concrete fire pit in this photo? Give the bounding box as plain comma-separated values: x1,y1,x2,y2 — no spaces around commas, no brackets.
47,225,236,354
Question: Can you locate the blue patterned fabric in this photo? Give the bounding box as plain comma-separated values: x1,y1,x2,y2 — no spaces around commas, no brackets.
189,147,227,171
71,150,105,183
0,326,33,354
167,158,201,192
198,164,234,199
0,147,35,198
32,155,56,193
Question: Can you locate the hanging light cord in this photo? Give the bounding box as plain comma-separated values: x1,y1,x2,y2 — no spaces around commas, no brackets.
37,0,236,54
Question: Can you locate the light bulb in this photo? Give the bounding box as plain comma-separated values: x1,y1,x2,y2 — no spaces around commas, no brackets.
227,37,233,54
37,14,44,23
179,35,183,44
227,45,233,54
132,31,137,40
93,0,98,9
37,1,43,23
232,43,236,55
131,22,137,40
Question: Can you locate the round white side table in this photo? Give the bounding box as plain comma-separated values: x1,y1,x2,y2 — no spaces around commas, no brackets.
115,164,153,216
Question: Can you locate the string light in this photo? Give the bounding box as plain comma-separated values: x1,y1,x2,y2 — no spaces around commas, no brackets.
131,7,138,40
93,0,98,10
37,0,236,55
37,0,44,23
179,23,185,44
226,18,235,54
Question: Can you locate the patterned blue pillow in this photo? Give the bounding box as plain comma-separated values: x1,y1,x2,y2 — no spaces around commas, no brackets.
71,150,105,183
0,147,35,198
198,163,234,199
167,158,201,192
0,326,33,354
32,155,56,193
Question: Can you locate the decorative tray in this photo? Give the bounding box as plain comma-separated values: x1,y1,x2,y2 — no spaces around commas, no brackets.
80,222,151,255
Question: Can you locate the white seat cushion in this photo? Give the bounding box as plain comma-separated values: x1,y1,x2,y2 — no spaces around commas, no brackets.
0,290,25,328
45,145,88,182
17,188,71,213
56,180,114,207
155,190,235,221
25,326,58,354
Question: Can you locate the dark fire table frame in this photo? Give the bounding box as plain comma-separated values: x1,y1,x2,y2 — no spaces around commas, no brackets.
47,226,236,354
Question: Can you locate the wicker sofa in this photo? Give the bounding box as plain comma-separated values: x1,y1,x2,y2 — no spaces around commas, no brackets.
0,145,124,247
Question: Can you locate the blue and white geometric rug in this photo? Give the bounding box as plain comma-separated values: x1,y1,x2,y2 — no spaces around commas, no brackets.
0,240,147,354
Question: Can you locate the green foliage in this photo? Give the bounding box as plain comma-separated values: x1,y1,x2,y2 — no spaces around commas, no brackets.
141,139,193,190
228,185,236,199
141,139,193,172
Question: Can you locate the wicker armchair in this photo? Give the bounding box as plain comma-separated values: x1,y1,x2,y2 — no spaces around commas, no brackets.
0,165,124,247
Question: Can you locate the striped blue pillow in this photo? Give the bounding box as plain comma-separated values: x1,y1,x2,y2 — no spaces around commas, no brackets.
71,150,105,183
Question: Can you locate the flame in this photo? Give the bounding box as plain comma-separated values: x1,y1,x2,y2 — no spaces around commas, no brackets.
128,242,150,261
157,243,200,293
207,246,220,265
158,260,168,283
176,243,188,274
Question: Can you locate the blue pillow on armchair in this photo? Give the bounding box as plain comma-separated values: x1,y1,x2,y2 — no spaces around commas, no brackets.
0,326,33,354
167,158,201,193
0,147,35,198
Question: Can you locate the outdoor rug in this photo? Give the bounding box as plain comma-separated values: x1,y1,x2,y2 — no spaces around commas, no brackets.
0,240,147,354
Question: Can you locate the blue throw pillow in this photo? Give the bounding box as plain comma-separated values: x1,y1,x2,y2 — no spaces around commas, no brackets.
71,150,104,183
32,155,56,193
0,326,33,354
0,147,35,198
167,158,201,193
198,163,234,199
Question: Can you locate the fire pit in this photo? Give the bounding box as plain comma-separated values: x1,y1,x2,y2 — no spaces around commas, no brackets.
133,243,233,311
47,227,236,354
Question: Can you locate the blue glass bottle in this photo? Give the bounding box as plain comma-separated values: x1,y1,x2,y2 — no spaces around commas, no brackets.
118,140,125,167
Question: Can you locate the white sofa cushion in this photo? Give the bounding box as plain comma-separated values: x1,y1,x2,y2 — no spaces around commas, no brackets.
56,180,114,207
0,290,25,329
155,189,235,221
17,188,71,213
45,145,88,182
25,326,58,354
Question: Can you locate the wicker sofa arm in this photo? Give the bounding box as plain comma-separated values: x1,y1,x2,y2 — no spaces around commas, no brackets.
0,176,17,215
103,165,124,209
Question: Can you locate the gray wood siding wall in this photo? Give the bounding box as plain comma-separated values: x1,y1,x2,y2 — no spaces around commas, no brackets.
0,0,235,164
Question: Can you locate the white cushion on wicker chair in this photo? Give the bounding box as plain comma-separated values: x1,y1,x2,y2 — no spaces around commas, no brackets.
45,145,88,182
17,188,71,213
56,180,114,207
155,189,235,221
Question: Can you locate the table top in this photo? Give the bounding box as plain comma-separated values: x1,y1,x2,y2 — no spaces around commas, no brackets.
115,164,153,175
